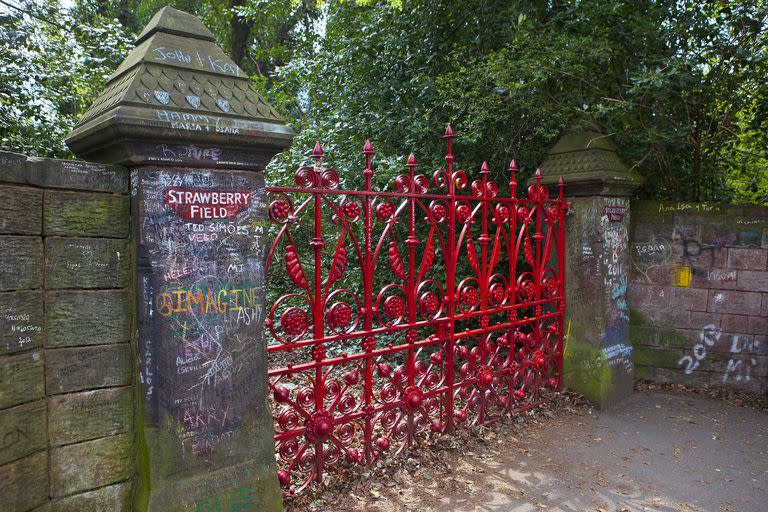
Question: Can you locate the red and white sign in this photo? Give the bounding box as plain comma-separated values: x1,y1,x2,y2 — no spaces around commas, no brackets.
603,205,626,222
163,188,252,220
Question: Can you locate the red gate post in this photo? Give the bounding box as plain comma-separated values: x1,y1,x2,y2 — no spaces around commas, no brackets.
538,130,642,408
66,7,291,510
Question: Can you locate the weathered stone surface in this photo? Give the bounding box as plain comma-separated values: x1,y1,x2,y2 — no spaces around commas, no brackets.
46,290,130,348
629,200,768,394
45,237,129,289
726,248,767,270
48,386,133,445
0,186,42,235
631,306,677,328
44,191,129,238
735,270,768,292
0,451,48,511
748,315,767,336
659,305,691,328
50,433,133,497
627,284,670,311
649,323,690,349
538,130,643,195
0,351,44,408
29,157,129,193
0,236,43,291
629,325,658,347
635,344,767,374
707,290,762,315
719,314,748,333
52,481,133,512
690,311,719,330
65,6,292,169
45,344,131,395
1,291,44,355
172,461,282,512
0,400,46,465
0,152,128,193
0,152,34,186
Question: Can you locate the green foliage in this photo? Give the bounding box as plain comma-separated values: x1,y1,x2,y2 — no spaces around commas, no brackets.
0,0,764,204
0,0,132,157
268,0,767,204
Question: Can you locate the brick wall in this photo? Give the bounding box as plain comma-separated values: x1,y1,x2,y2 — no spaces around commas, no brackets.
0,151,134,511
629,201,768,394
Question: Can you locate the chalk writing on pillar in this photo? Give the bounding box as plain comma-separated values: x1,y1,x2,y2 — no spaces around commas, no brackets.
603,343,633,373
153,109,240,134
600,199,630,346
156,144,223,162
136,168,268,459
151,47,241,76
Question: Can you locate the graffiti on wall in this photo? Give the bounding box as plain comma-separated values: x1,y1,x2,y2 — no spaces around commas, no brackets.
632,229,731,286
723,335,761,384
137,168,269,459
678,323,765,384
678,324,721,375
633,207,767,288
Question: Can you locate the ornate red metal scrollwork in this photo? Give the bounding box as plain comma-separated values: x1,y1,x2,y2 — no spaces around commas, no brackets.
265,126,567,494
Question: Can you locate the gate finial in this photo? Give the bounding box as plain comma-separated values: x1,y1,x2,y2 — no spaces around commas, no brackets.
363,139,375,184
444,125,455,166
313,141,324,159
509,160,518,198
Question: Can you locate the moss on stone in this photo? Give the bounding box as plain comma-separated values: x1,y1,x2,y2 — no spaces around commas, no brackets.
633,346,681,367
562,321,613,403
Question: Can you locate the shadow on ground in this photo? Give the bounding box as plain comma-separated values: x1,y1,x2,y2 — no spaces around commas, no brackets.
296,391,767,512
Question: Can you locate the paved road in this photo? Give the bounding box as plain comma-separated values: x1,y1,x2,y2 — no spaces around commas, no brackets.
295,391,767,511
430,392,768,512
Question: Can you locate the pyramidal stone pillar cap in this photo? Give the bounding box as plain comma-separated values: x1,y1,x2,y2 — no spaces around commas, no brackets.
537,130,643,197
65,6,293,169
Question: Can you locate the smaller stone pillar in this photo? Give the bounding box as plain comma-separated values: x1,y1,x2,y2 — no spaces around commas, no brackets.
539,131,642,408
66,7,290,511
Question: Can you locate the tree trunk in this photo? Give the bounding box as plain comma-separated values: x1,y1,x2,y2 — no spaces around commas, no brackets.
692,110,702,201
230,0,254,68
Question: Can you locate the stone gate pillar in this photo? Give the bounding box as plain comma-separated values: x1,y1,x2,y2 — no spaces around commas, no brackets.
538,132,642,408
66,7,291,511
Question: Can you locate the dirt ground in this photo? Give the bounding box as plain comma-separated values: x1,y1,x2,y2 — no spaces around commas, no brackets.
284,387,768,512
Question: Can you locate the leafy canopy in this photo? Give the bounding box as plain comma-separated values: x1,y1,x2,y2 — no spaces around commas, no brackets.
0,0,765,203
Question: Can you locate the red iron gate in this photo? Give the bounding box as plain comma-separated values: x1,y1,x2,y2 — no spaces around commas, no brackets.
265,126,566,493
